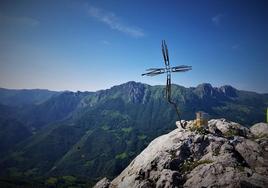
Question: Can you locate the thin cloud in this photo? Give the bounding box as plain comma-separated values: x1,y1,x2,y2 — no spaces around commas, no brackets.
0,14,40,27
101,40,111,45
87,5,144,38
212,14,224,26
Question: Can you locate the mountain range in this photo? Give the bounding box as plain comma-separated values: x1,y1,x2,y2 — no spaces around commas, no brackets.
0,81,267,187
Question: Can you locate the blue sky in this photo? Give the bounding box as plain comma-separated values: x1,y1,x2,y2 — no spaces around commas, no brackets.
0,0,267,93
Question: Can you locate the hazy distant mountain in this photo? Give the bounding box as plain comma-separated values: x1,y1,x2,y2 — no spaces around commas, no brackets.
0,82,267,187
0,88,59,106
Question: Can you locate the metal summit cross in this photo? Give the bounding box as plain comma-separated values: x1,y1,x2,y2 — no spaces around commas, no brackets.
142,40,192,128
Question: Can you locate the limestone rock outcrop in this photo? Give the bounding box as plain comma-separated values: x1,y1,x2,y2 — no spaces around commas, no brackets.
94,119,268,188
250,122,268,137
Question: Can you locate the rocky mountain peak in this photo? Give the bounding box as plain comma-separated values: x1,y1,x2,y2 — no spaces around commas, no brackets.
115,81,147,103
94,119,268,188
195,83,215,97
219,85,237,97
124,81,143,87
196,83,213,90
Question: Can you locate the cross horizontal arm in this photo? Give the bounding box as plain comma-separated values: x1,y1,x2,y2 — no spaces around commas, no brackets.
172,65,192,69
142,69,165,76
146,68,165,71
171,65,192,72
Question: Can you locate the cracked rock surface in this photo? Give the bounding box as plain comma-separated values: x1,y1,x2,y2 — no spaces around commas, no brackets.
94,119,268,188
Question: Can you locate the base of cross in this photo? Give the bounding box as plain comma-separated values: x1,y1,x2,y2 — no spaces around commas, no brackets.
176,120,187,129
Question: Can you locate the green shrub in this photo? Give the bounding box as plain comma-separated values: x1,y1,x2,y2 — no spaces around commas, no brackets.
46,177,58,186
62,175,76,184
101,125,109,131
115,152,128,160
121,127,133,133
138,134,147,140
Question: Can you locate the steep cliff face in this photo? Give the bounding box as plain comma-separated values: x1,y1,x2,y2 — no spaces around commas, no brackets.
94,119,268,188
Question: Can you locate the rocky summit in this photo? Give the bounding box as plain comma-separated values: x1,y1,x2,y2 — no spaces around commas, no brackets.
94,119,268,188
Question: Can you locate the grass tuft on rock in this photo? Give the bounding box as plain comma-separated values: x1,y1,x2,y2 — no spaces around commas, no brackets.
189,126,208,135
223,129,239,138
180,159,213,173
